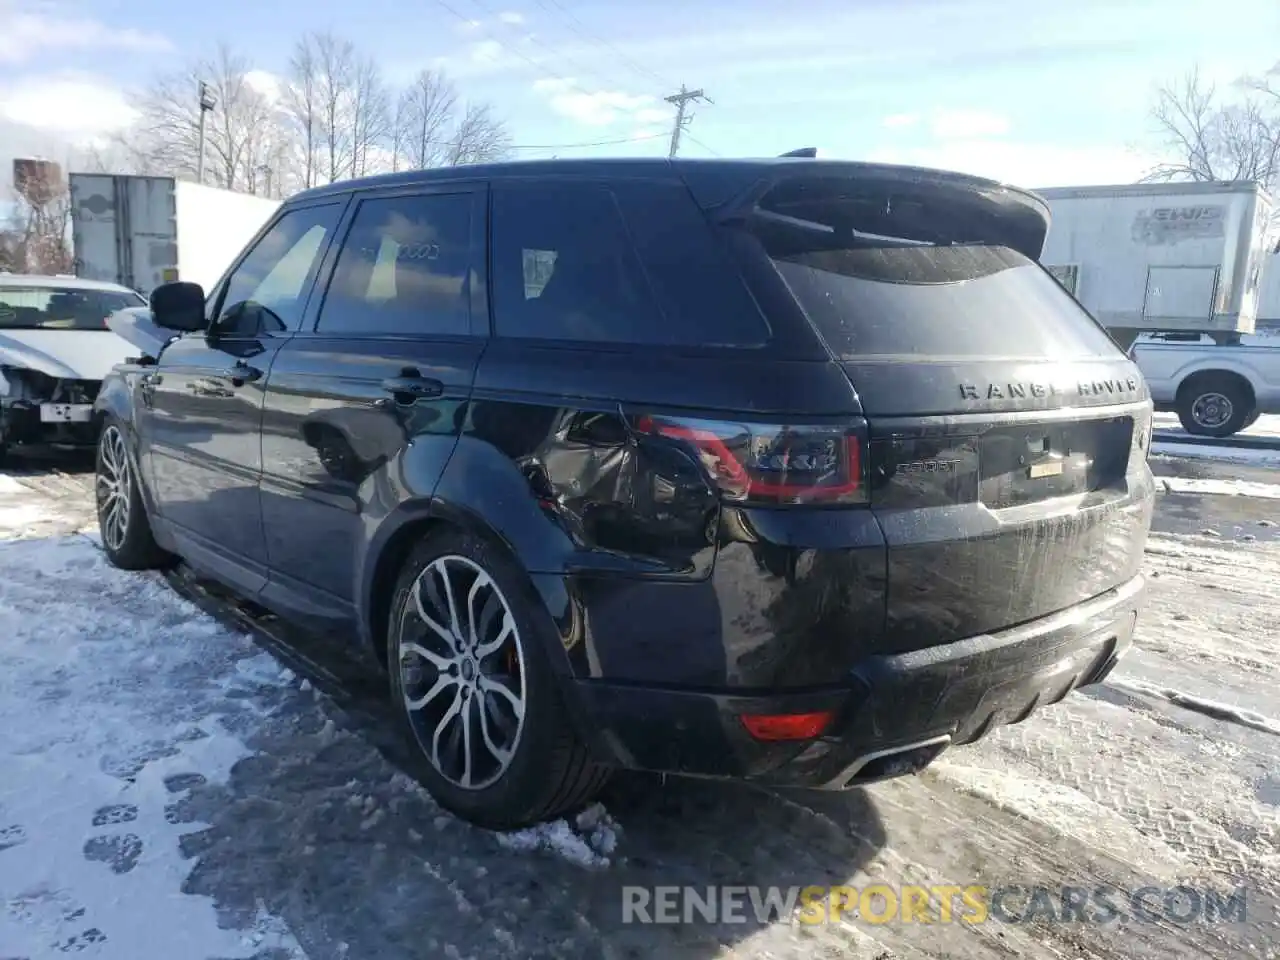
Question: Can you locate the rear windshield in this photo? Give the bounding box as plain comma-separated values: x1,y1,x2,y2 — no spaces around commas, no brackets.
744,190,1120,359
0,285,145,331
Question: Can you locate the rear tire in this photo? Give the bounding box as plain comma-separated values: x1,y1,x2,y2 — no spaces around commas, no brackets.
1176,375,1253,438
96,419,172,570
387,530,610,830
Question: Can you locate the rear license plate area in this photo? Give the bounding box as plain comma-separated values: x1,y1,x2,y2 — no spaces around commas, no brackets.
979,417,1132,508
39,403,93,424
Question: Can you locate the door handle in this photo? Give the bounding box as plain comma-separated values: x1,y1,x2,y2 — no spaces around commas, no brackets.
220,362,262,385
381,373,444,404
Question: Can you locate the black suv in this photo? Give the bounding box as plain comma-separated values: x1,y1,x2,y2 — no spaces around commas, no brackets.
94,157,1155,829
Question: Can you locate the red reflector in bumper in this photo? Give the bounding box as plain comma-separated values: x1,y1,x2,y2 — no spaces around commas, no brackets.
740,711,834,742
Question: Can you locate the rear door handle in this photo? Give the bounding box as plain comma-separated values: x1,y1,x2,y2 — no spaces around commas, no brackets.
220,362,262,385
381,374,444,403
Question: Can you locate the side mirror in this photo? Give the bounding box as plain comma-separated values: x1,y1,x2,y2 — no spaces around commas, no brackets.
150,281,207,332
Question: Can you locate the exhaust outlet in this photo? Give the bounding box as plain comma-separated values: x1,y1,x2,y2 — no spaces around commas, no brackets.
838,735,951,788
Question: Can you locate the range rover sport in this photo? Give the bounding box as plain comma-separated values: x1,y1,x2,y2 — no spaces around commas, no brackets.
94,157,1155,829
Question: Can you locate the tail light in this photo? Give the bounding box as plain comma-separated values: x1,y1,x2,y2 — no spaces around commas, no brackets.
634,414,868,506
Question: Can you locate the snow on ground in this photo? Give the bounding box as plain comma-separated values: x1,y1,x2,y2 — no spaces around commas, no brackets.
1152,411,1280,443
1157,476,1280,500
0,532,308,957
2,464,1279,958
1151,443,1280,467
1151,411,1280,466
936,528,1280,900
0,479,618,960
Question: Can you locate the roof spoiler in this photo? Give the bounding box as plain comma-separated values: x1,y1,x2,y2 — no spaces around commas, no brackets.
712,162,1053,260
778,147,819,158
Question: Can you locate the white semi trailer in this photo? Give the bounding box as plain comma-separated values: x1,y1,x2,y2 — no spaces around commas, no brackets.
69,174,281,298
1035,181,1273,350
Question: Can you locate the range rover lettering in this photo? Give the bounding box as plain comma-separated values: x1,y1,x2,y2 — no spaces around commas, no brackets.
94,156,1156,829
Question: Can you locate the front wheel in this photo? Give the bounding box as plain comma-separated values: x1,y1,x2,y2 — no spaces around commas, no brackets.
387,531,610,829
96,420,172,570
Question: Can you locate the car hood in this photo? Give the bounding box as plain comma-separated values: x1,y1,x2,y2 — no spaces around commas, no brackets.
104,306,177,363
0,328,137,381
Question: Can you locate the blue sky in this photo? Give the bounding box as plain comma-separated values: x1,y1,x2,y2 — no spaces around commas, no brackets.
2,0,1279,189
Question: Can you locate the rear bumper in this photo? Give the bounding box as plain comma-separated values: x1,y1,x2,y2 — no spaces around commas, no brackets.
569,573,1144,787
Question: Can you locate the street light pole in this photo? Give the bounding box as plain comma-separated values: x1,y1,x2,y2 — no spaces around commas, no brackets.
196,81,216,185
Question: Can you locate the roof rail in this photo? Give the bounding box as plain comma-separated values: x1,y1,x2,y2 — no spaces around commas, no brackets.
778,147,819,158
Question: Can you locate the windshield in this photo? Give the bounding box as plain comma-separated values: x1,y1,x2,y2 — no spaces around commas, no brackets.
0,286,146,331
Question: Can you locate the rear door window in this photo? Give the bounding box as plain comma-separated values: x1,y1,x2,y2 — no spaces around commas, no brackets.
490,181,768,347
743,179,1120,358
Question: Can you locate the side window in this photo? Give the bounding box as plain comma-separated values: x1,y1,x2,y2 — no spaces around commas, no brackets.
216,204,341,335
490,182,769,346
491,183,656,344
316,193,474,337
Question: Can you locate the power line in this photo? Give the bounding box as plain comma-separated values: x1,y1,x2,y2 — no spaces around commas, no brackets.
680,131,723,157
427,0,704,161
426,0,601,101
508,132,668,150
532,0,673,91
463,0,628,98
400,131,669,154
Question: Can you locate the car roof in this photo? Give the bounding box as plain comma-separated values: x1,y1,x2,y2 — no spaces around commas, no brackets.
0,273,139,295
288,156,1043,212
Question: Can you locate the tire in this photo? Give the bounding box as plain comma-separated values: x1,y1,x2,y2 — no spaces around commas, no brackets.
1176,375,1253,438
387,530,611,829
95,419,172,570
1244,410,1261,430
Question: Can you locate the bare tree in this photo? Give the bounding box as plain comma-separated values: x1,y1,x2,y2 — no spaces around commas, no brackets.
87,33,512,198
5,181,73,274
390,92,410,173
1145,67,1280,189
313,33,357,182
444,101,512,166
350,56,391,178
284,35,321,189
0,228,21,272
398,69,458,170
240,106,298,198
118,43,274,191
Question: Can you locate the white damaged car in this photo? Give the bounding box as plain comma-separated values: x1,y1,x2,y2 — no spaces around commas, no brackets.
0,273,145,461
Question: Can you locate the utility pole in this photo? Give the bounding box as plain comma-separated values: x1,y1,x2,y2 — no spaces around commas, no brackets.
196,81,216,185
665,85,710,158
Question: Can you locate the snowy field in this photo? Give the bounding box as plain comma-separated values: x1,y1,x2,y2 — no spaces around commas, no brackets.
0,461,1278,959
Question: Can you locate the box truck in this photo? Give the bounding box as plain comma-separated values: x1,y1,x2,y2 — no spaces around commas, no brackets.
1035,181,1272,350
69,174,281,298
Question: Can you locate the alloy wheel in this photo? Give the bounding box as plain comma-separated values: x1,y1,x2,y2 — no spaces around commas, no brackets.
398,555,528,790
96,425,132,553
